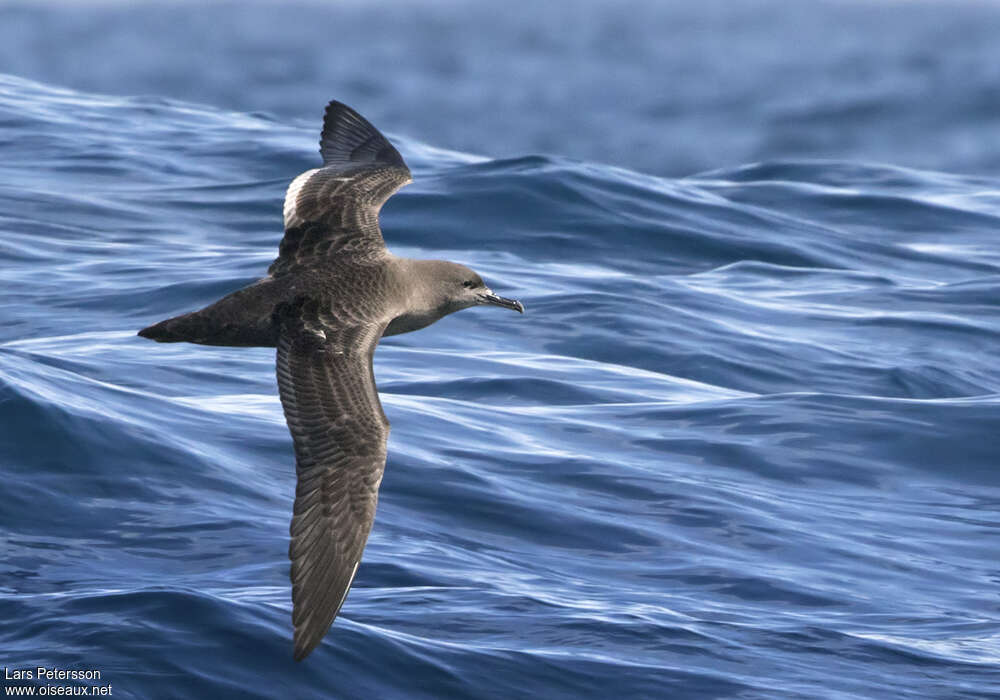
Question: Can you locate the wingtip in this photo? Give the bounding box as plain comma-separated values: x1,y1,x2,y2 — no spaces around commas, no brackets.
321,100,354,129
318,99,364,152
293,628,321,662
323,99,352,115
317,98,407,170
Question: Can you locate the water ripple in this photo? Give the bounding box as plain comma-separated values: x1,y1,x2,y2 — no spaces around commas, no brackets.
1,73,999,699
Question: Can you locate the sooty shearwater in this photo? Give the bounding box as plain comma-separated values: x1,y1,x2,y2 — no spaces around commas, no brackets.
139,101,524,660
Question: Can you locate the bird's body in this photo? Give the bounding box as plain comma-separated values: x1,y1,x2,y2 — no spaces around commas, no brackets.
139,101,522,660
140,256,483,346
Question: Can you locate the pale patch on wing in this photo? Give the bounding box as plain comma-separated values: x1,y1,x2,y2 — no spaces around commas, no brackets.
283,168,319,228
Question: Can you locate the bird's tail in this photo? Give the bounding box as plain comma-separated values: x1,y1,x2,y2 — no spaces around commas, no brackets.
138,312,211,343
139,280,282,347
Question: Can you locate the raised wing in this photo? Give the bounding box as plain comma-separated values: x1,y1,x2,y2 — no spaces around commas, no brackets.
270,101,412,276
273,298,390,661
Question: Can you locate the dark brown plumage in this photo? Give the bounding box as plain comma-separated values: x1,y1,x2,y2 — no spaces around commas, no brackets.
139,100,523,660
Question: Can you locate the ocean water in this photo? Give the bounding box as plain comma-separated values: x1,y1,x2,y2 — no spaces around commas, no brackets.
2,2,1000,698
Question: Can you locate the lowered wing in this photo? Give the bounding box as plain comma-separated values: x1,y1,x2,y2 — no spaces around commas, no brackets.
273,298,390,660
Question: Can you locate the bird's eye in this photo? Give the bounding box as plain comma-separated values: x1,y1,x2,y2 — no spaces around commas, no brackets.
462,280,475,288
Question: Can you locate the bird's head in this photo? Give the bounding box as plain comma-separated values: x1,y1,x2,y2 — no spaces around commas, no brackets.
423,260,524,316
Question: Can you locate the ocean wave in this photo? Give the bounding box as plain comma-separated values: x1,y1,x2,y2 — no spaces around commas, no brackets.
2,74,999,699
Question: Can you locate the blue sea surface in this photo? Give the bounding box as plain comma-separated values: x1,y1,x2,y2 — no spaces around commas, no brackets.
2,2,1000,698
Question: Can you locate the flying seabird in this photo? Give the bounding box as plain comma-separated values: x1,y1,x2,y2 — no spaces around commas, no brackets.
138,101,523,660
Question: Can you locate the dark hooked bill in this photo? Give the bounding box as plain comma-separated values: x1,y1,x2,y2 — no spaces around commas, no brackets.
480,293,525,313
